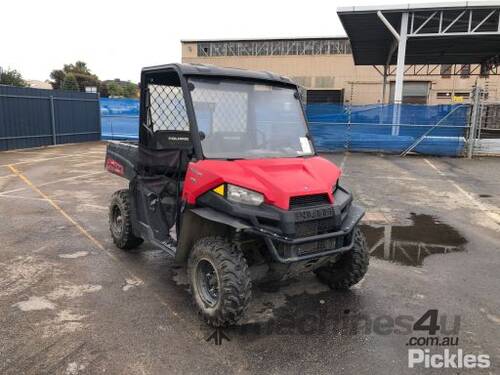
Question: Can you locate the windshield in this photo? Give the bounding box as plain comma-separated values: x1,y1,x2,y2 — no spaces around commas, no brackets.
189,78,314,159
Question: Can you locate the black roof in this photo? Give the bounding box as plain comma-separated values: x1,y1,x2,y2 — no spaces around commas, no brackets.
337,3,500,65
142,63,296,86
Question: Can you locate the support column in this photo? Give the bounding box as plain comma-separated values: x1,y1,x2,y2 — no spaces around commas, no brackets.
392,12,409,135
382,65,388,104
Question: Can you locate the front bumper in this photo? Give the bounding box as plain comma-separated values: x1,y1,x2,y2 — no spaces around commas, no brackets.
196,185,365,264
245,203,365,263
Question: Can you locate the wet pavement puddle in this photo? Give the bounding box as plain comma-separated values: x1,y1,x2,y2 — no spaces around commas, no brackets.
360,213,466,267
172,213,468,337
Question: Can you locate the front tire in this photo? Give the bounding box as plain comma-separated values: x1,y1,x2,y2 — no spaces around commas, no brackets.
109,189,143,250
188,237,251,327
315,227,369,290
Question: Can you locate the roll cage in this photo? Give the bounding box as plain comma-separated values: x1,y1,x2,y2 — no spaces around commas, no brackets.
138,63,311,161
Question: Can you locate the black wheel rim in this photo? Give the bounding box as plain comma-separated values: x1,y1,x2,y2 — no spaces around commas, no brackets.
111,205,123,237
195,259,219,307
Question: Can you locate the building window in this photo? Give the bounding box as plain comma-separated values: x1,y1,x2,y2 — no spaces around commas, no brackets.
437,92,452,99
460,64,470,78
198,43,210,56
389,81,429,104
440,64,452,78
454,92,470,99
307,89,344,104
195,39,351,57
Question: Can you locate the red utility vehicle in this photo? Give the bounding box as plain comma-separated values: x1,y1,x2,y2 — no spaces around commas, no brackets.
105,64,368,326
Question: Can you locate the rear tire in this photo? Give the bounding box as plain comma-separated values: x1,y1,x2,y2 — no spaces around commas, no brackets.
188,237,251,327
314,227,369,290
109,189,143,250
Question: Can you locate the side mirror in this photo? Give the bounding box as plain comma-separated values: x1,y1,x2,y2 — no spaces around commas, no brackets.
199,131,206,141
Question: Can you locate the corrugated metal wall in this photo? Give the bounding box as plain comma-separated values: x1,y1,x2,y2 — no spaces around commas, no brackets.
0,86,100,151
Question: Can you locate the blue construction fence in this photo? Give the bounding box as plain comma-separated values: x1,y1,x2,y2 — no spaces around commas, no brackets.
101,98,469,156
100,98,139,140
307,103,469,156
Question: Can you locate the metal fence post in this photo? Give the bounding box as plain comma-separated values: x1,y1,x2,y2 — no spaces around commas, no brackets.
467,86,481,158
97,93,102,140
347,82,353,151
49,95,57,145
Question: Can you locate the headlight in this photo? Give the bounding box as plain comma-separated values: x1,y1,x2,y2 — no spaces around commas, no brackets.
226,184,264,206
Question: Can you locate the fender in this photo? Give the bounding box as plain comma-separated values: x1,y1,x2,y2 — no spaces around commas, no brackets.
190,207,251,230
175,208,251,263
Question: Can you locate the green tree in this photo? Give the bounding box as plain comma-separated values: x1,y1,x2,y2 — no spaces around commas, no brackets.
0,68,27,87
99,83,109,98
107,81,124,97
49,69,65,89
122,82,139,98
62,73,79,91
64,61,91,75
49,61,99,91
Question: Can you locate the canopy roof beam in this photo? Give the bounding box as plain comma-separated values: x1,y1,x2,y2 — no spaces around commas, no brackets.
408,8,500,37
377,11,400,41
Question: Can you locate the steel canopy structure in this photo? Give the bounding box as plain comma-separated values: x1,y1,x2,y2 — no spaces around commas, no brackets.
337,2,500,111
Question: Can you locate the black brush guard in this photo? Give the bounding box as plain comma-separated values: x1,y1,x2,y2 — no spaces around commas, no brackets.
245,204,365,263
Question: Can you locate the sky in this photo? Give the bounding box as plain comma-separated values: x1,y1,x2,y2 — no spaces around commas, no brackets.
1,0,460,82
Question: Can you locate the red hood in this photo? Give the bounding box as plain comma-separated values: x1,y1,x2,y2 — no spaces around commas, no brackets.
183,156,341,210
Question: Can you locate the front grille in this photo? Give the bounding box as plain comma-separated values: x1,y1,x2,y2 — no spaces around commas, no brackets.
285,214,338,256
295,217,336,237
289,193,330,209
276,234,350,257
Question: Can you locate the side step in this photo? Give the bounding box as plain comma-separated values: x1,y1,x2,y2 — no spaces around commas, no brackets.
152,238,177,257
138,221,177,257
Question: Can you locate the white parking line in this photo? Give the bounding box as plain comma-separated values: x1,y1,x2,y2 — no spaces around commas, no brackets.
6,164,205,342
0,150,102,167
0,194,108,210
424,158,500,227
0,171,106,195
342,174,448,182
3,149,73,157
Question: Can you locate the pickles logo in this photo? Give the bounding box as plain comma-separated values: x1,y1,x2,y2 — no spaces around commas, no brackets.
408,349,490,369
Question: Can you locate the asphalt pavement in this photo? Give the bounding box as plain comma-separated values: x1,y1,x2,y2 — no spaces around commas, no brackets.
0,142,498,374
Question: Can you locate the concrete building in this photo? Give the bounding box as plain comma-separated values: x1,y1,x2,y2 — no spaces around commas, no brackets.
181,37,499,105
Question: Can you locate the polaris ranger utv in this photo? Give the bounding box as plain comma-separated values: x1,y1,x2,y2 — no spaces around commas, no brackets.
105,63,368,326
